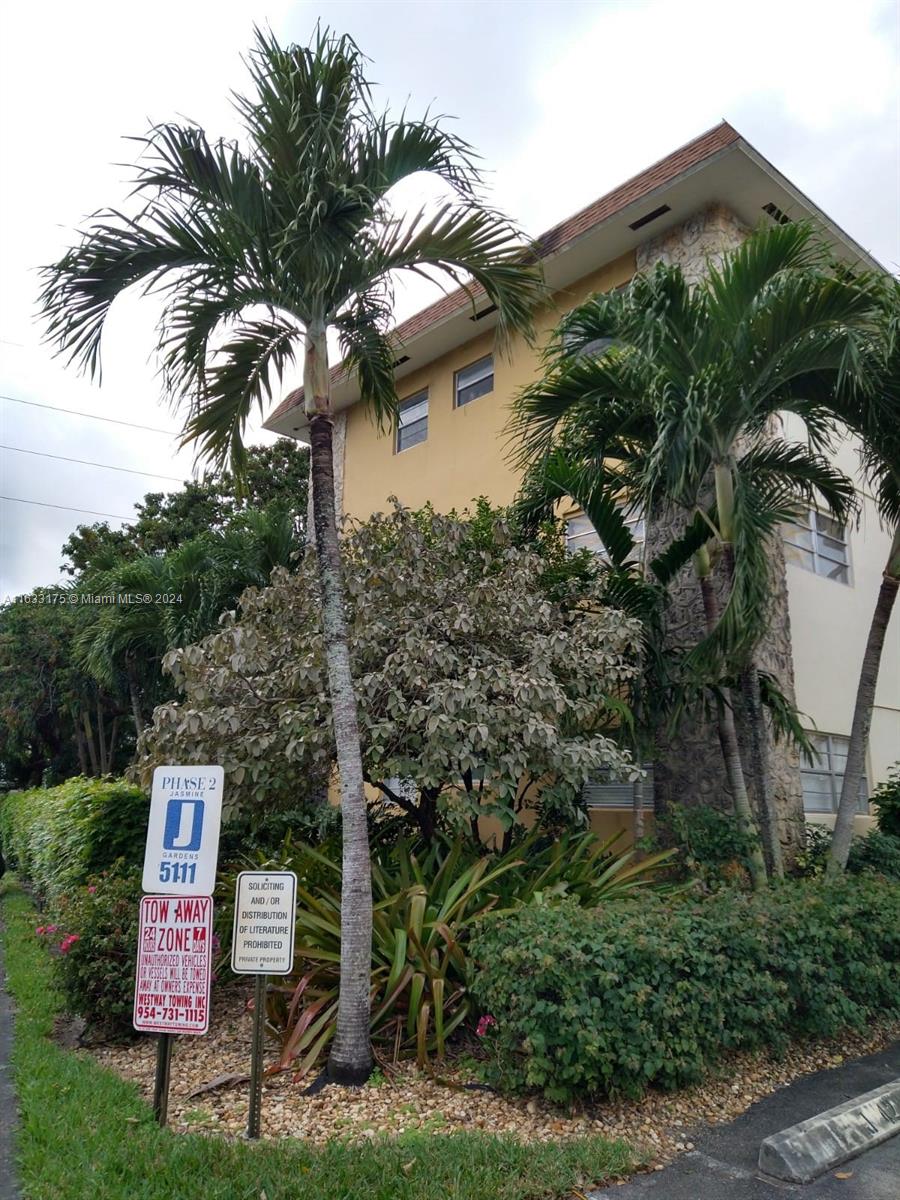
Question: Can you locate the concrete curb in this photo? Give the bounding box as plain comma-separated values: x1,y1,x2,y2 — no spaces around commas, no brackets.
758,1077,900,1183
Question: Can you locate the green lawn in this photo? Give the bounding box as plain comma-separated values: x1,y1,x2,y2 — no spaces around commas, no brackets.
0,878,634,1200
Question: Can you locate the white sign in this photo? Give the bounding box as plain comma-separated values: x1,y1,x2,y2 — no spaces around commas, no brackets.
231,871,297,975
133,895,213,1034
142,765,224,895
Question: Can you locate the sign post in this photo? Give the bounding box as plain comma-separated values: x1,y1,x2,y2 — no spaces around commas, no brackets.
231,871,297,1139
136,765,224,1126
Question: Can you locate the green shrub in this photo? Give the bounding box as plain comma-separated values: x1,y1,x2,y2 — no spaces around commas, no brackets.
848,829,900,880
47,865,143,1037
0,777,148,900
469,875,900,1103
665,802,757,887
794,823,833,878
873,765,900,838
239,829,674,1076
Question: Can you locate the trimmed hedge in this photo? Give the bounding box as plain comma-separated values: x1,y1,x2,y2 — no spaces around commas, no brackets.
470,877,900,1103
0,777,148,900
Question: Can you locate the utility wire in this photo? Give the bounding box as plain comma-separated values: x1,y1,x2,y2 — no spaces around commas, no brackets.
0,443,183,482
0,393,179,435
0,495,133,522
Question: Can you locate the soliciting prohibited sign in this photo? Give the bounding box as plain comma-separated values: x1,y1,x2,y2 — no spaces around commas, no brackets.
231,871,297,975
133,895,213,1034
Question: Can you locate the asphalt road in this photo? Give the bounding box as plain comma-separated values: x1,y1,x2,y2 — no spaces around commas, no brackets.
588,1043,900,1200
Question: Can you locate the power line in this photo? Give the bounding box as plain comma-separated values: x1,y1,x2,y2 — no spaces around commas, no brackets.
0,443,183,482
0,393,179,435
0,495,133,522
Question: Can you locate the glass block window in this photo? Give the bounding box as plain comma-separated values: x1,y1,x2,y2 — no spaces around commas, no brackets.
801,732,868,813
784,510,851,583
565,506,645,559
454,355,494,407
396,389,428,452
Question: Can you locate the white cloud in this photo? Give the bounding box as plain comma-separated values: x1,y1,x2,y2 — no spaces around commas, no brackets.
1,0,897,595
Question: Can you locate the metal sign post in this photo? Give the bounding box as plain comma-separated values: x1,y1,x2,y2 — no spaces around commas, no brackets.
247,974,267,1139
153,1033,174,1126
231,871,297,1139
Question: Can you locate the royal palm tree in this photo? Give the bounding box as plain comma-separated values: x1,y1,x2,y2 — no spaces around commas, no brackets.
828,277,900,873
514,223,877,888
39,27,542,1081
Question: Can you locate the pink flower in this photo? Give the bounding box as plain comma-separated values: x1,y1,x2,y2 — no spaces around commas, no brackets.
46,924,59,934
36,926,46,935
476,1014,496,1038
87,886,97,894
59,934,81,955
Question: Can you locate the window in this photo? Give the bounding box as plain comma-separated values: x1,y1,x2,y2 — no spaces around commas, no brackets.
454,355,493,407
783,510,850,583
565,506,645,560
801,733,868,813
584,766,654,809
396,389,428,452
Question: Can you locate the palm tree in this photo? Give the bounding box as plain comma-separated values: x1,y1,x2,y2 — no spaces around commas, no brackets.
39,27,541,1081
514,223,876,887
828,278,900,873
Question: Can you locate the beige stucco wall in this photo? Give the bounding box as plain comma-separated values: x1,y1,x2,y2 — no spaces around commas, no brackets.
340,252,636,521
781,415,900,828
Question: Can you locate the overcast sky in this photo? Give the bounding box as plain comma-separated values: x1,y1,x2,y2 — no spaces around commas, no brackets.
1,0,897,597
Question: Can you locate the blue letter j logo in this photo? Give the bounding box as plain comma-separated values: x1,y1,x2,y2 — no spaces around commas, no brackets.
162,798,205,851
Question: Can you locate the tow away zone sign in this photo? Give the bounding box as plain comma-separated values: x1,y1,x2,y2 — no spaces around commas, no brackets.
134,895,213,1034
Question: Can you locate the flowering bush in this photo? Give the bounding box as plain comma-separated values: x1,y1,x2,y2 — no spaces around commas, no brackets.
470,876,900,1103
50,866,143,1038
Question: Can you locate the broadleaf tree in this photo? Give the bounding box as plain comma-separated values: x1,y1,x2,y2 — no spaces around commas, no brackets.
135,504,643,847
39,28,543,1081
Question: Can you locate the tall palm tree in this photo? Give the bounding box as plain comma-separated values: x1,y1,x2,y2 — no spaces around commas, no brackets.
39,27,542,1081
828,278,900,873
514,223,876,888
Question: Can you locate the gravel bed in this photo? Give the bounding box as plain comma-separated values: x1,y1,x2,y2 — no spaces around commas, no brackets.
89,985,900,1168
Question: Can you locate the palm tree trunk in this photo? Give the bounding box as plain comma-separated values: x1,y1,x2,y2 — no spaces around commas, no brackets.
81,709,99,776
305,327,373,1085
127,660,145,738
739,663,784,877
828,525,900,874
696,545,768,891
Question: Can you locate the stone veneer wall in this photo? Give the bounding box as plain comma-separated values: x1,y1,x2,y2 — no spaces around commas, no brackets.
636,205,805,860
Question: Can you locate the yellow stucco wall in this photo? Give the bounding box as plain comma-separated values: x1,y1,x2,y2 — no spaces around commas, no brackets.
341,252,636,520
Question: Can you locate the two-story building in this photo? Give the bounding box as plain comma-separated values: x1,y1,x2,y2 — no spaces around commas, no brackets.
265,122,898,839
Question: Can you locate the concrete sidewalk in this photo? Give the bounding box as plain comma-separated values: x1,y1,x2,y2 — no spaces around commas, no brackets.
0,899,21,1200
588,1043,900,1200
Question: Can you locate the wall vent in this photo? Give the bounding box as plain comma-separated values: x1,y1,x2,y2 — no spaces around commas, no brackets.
762,201,791,225
628,204,671,231
392,354,410,366
470,304,498,322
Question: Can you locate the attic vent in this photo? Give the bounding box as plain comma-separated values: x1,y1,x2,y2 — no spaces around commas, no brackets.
762,201,791,226
470,304,498,322
628,204,671,231
393,354,410,366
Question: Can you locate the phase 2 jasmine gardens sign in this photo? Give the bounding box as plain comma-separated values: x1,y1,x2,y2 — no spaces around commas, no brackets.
142,765,224,895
